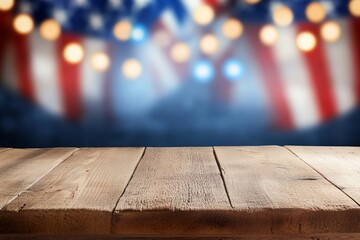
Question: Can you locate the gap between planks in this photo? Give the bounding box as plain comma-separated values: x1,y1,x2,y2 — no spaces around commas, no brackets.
284,146,360,208
0,148,80,211
212,147,234,209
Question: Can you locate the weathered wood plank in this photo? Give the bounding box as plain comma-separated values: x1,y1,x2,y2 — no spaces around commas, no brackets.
213,146,360,235
113,147,231,235
0,148,77,209
0,148,10,153
286,146,360,205
0,148,144,234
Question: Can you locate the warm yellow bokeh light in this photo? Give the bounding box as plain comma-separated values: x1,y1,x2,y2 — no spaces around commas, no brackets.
39,19,61,41
296,32,317,52
244,0,261,4
306,2,327,23
222,18,244,40
63,43,84,64
91,52,110,72
0,0,14,11
170,42,191,63
259,25,279,46
272,5,293,27
192,4,214,26
13,14,34,35
349,0,360,17
320,21,341,43
122,59,142,79
113,20,132,41
200,34,220,55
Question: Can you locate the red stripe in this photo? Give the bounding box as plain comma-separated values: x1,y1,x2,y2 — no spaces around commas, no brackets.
350,18,360,103
247,25,293,129
57,34,82,121
11,30,35,100
0,12,10,79
297,23,337,120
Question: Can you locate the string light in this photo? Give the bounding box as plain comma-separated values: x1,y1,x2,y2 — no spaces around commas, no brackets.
244,0,261,4
39,19,61,41
192,4,214,26
259,25,279,46
113,20,132,41
122,59,142,80
91,52,110,72
193,60,214,83
272,5,293,27
306,2,327,23
170,43,191,63
223,59,244,81
13,14,34,35
131,24,147,44
63,43,84,64
222,18,244,40
320,21,341,43
296,32,317,52
0,0,14,11
200,34,220,55
349,0,360,17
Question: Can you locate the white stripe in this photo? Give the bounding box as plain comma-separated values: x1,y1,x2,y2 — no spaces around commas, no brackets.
145,39,180,97
2,41,18,93
181,0,202,13
231,36,269,111
323,19,356,114
81,38,106,121
273,27,320,128
29,31,63,116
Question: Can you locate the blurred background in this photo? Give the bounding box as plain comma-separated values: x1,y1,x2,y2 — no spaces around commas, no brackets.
0,0,360,147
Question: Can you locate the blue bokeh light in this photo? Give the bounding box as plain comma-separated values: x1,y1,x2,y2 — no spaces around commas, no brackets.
192,60,215,83
131,24,147,44
223,59,244,81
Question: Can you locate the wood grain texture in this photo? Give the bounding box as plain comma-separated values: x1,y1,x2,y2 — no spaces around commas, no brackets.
0,148,77,210
213,146,360,235
113,147,231,235
286,146,360,205
0,148,144,234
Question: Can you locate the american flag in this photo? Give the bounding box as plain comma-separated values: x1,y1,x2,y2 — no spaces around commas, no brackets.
0,0,359,130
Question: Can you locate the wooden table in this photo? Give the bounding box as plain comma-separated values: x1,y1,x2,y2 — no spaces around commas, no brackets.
0,146,359,239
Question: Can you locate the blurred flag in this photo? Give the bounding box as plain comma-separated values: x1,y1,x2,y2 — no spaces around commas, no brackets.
0,0,360,131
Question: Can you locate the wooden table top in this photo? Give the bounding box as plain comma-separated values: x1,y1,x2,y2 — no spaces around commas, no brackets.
0,146,359,238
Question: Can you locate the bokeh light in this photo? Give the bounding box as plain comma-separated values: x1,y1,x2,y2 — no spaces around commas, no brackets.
0,0,14,11
296,32,317,52
223,59,244,81
192,4,214,26
170,42,191,63
306,2,327,23
222,18,244,40
320,21,341,43
13,14,34,35
192,60,214,83
200,34,220,55
131,24,147,44
272,5,293,27
349,0,360,17
90,52,110,72
113,20,132,41
244,0,261,4
259,24,279,46
63,43,84,64
39,19,61,41
122,59,142,80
